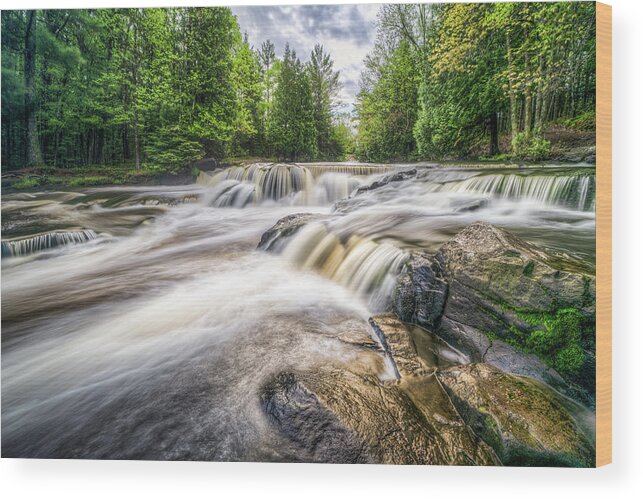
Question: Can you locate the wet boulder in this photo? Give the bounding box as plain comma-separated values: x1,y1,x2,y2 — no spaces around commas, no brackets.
354,168,417,194
437,363,596,467
260,367,499,465
394,222,596,401
261,372,369,464
257,213,324,251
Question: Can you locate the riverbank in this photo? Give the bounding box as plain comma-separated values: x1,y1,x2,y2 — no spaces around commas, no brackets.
0,165,197,194
2,128,596,196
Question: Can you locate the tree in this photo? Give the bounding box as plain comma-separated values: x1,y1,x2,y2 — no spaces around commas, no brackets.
257,39,278,153
230,34,262,156
24,10,43,166
307,44,341,159
356,2,596,161
356,41,418,162
267,44,316,161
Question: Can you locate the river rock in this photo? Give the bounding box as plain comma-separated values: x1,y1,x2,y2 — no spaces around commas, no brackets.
559,145,596,164
261,371,369,463
261,367,499,465
437,363,596,467
261,315,595,465
394,222,596,400
354,168,417,194
257,213,324,251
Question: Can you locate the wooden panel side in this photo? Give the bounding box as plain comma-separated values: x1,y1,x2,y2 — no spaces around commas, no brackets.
596,1,612,468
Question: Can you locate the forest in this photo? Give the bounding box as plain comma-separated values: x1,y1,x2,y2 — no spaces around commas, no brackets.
356,2,596,162
1,7,350,173
1,2,596,178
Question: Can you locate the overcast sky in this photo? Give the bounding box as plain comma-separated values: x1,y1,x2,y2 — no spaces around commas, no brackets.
231,4,382,113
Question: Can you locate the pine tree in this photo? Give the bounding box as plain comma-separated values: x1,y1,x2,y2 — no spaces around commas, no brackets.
268,44,316,161
307,44,340,159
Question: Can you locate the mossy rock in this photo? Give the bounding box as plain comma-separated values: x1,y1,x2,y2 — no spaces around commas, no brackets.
394,222,596,403
437,363,596,467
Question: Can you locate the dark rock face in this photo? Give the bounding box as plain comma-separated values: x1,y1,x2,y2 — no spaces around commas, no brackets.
192,157,220,171
261,372,369,464
437,363,596,467
394,252,448,330
354,168,417,194
257,213,324,251
394,222,595,400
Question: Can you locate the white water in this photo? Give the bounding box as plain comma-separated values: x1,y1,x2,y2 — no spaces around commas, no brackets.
421,168,595,211
199,163,370,207
1,229,97,257
1,162,596,459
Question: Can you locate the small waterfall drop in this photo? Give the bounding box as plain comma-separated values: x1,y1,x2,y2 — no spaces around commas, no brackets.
199,163,390,207
282,222,409,311
2,229,97,258
425,170,596,211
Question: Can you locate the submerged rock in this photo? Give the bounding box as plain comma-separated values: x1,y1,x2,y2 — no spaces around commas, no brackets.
354,168,417,194
437,363,596,467
257,213,324,251
394,222,596,401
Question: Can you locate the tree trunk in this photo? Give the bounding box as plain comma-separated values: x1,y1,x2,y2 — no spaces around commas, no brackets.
522,13,532,133
505,31,519,147
489,112,499,156
24,10,43,167
133,117,141,170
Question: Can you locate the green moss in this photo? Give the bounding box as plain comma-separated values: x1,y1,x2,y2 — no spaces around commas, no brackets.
485,306,591,380
555,344,586,377
522,260,536,276
521,309,588,377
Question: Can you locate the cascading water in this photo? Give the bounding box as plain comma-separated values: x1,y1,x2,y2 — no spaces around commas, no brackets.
200,163,373,207
423,169,596,211
1,161,596,460
1,229,97,257
281,222,409,311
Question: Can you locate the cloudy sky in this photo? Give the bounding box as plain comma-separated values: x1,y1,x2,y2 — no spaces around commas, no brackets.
231,4,382,113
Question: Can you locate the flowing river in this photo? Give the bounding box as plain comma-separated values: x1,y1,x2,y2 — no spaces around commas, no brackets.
1,162,596,460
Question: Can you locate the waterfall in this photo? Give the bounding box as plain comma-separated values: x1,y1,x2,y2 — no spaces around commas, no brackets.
304,164,399,177
200,163,370,207
425,170,596,211
2,229,97,258
282,222,409,311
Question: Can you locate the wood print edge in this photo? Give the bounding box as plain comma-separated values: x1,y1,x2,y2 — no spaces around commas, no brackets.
596,1,612,467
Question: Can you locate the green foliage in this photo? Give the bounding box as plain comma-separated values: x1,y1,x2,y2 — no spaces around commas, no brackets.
267,45,317,161
2,4,596,169
512,132,551,161
356,41,418,162
559,110,596,132
144,125,202,174
13,176,41,189
356,2,596,161
1,8,344,171
307,44,343,159
230,34,263,156
67,176,110,187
